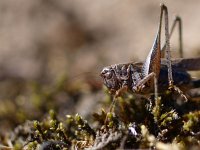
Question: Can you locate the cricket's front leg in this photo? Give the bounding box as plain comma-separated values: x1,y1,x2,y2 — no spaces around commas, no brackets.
115,85,128,98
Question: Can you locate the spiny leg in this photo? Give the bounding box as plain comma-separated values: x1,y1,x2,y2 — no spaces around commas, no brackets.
143,4,187,100
170,16,183,58
142,4,174,101
162,4,173,87
162,4,187,101
161,16,183,58
142,4,173,97
150,4,183,88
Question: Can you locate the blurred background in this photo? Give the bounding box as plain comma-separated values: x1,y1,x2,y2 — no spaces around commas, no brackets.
0,0,200,132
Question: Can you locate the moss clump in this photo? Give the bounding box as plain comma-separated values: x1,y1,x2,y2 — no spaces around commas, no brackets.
0,83,200,149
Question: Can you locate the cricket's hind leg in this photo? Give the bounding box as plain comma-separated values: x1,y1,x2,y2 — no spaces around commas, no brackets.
160,4,188,101
161,16,183,58
142,4,187,100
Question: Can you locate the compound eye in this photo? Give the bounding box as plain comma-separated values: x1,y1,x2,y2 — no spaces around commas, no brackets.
101,68,113,79
105,71,112,79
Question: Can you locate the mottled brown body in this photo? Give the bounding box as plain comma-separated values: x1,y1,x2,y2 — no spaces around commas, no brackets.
101,58,199,95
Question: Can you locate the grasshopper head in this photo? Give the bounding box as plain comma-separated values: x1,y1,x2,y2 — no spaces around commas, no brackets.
100,66,119,93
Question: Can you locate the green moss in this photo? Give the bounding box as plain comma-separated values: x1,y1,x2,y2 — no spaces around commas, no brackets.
183,111,200,132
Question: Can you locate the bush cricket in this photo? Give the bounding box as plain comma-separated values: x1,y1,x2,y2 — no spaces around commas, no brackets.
100,4,200,101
